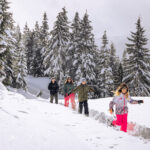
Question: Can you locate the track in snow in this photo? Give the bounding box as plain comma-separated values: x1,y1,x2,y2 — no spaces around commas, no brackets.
59,102,150,141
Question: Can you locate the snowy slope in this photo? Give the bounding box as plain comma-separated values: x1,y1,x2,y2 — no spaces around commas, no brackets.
1,82,150,150
24,76,150,127
88,98,150,128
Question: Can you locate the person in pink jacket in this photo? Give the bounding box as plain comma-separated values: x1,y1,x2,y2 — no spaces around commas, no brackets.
109,83,144,132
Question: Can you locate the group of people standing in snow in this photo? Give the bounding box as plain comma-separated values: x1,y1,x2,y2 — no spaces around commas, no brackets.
48,76,94,116
48,77,144,132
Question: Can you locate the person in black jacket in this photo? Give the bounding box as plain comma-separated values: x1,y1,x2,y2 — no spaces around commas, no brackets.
48,77,59,104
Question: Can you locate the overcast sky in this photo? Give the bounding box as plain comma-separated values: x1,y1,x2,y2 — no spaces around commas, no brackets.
9,0,150,56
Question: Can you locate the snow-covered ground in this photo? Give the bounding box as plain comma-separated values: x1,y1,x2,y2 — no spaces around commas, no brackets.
88,98,150,127
24,76,150,127
25,76,50,99
1,77,150,150
88,98,150,140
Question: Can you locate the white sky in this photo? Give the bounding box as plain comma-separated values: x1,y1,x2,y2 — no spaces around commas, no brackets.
9,0,150,56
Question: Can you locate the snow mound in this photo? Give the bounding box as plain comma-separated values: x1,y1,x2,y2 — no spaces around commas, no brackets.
1,91,150,150
89,109,150,140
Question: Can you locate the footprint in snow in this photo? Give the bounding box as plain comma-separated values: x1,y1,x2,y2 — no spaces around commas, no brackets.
85,138,92,141
0,107,19,119
18,110,28,114
14,115,19,119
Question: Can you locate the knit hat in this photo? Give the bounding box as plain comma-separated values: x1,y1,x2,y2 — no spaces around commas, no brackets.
81,78,86,82
67,76,71,79
51,77,55,80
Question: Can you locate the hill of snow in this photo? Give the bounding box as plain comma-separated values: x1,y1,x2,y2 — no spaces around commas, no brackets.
1,76,150,150
23,76,150,128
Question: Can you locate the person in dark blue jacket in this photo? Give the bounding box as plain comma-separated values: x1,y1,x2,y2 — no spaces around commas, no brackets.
48,77,59,104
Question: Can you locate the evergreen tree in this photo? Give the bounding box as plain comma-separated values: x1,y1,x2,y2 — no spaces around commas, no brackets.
123,18,150,96
92,46,101,98
13,25,27,89
67,12,81,81
0,0,7,81
0,0,15,85
22,23,34,75
110,43,120,89
44,8,70,88
122,49,127,63
73,12,96,85
40,12,49,41
122,49,128,78
98,31,113,97
40,12,49,76
117,63,123,85
31,21,43,77
3,47,14,86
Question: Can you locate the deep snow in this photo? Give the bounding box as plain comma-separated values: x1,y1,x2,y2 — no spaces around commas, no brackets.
1,77,150,150
88,98,150,128
24,76,150,128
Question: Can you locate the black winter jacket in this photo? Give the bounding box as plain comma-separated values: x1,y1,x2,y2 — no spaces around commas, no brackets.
48,82,59,95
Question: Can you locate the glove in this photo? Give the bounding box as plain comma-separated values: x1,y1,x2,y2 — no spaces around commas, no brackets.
138,100,144,104
68,92,71,96
109,108,114,114
65,93,68,97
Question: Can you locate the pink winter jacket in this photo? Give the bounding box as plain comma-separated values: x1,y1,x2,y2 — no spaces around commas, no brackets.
109,93,138,114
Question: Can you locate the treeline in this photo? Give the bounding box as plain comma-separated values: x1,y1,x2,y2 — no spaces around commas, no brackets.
0,0,150,97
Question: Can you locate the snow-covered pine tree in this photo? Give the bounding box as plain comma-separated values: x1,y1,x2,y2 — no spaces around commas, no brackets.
122,49,127,63
13,25,27,89
91,46,101,98
44,8,70,90
0,3,6,80
73,12,96,86
22,23,33,75
123,17,150,96
98,31,113,97
110,43,120,67
122,49,128,78
31,21,43,77
110,43,120,89
67,12,81,81
40,12,49,76
0,0,15,85
3,45,14,86
0,0,9,81
117,63,123,85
